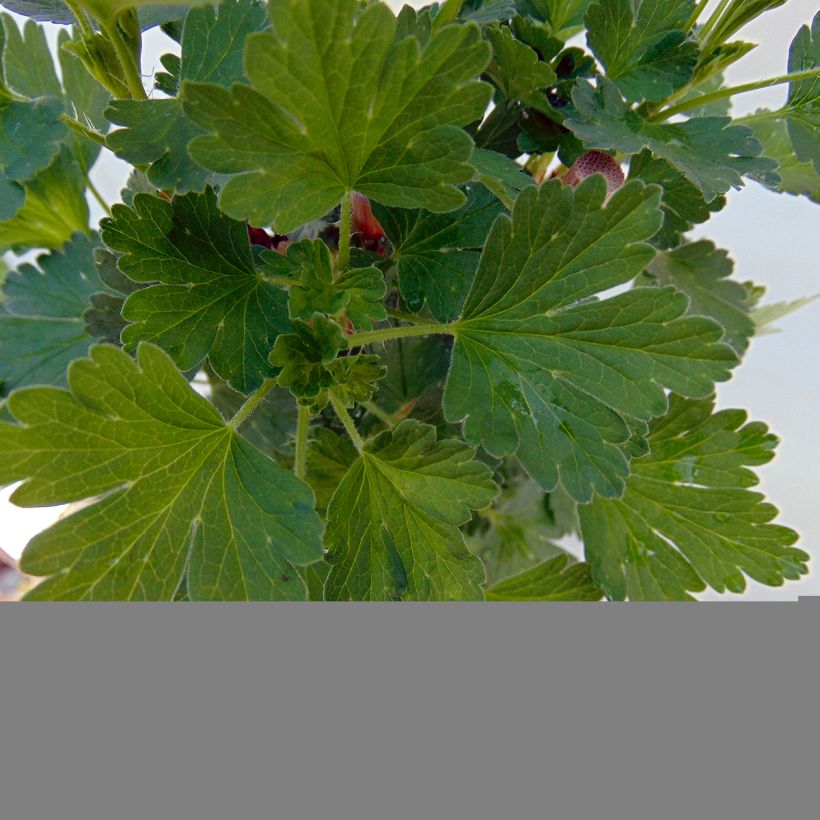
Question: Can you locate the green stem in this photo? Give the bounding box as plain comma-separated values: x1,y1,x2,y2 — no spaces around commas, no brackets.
337,190,353,272
86,176,111,216
227,379,276,430
651,69,820,120
101,19,146,100
329,394,364,453
385,307,434,326
60,114,107,147
260,273,301,289
294,404,310,480
64,0,95,38
363,401,397,427
686,0,711,32
346,322,453,347
697,0,733,44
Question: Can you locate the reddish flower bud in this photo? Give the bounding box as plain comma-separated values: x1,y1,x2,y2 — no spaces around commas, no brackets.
562,151,624,198
352,193,386,242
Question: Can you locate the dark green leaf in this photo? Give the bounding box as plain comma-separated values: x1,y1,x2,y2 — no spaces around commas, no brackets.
100,187,291,393
106,0,268,192
628,149,725,248
518,0,592,35
470,147,535,207
785,11,819,172
579,395,809,600
372,185,503,321
751,114,820,202
567,78,779,201
304,426,357,514
443,178,738,502
183,0,492,230
0,95,66,182
486,23,557,112
324,419,497,600
585,0,698,102
2,343,323,600
0,232,101,394
486,554,603,600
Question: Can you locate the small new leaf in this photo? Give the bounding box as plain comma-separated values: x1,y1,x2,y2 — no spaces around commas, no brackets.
324,419,498,600
260,239,386,329
183,0,492,230
579,395,809,600
443,178,738,502
100,187,291,393
2,343,324,600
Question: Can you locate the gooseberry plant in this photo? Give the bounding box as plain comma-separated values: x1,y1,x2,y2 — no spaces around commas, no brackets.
0,0,816,600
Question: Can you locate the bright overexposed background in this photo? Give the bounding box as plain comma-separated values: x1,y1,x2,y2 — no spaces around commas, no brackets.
1,0,818,599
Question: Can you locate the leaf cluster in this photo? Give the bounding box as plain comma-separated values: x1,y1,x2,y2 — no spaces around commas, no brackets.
0,0,816,600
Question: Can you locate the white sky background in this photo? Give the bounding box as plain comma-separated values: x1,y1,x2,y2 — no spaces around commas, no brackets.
1,0,818,599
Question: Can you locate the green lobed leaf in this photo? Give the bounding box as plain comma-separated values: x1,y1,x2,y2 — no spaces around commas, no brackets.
0,0,204,27
566,78,778,201
100,187,291,394
183,0,493,231
372,184,503,321
259,239,387,329
324,419,498,600
106,0,268,193
486,23,557,113
1,13,61,98
485,554,603,600
470,147,535,207
585,0,699,102
518,0,592,35
0,146,90,252
461,0,517,25
640,240,756,355
628,149,725,249
0,232,101,394
468,470,577,586
751,115,820,202
579,395,809,600
785,11,819,173
2,343,323,600
0,95,66,183
304,426,357,515
443,177,738,502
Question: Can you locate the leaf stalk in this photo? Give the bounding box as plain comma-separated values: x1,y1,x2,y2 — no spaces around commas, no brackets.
294,404,310,480
346,322,454,347
227,379,276,430
329,393,364,453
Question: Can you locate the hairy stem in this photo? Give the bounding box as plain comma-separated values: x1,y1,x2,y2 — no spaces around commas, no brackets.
385,307,435,325
101,19,147,100
227,379,276,430
329,394,364,453
651,69,820,120
346,322,453,347
363,401,397,427
337,190,353,272
294,404,310,480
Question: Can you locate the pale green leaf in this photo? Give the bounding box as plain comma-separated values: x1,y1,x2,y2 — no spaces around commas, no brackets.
579,395,809,600
183,0,492,231
2,343,323,600
324,419,497,600
641,240,756,355
786,11,819,172
485,554,603,600
751,115,820,202
443,178,738,502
